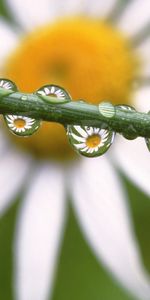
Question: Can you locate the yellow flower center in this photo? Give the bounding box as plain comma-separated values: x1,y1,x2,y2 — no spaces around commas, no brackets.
14,118,26,128
86,134,101,148
3,17,138,160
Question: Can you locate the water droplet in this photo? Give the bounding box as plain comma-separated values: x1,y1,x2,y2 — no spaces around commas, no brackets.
0,78,18,91
0,79,41,136
0,78,18,96
21,95,28,101
36,84,72,103
4,115,41,137
67,125,115,157
116,104,135,112
116,104,137,140
98,102,115,118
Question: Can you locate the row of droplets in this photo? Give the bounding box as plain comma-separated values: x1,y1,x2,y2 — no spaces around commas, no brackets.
0,79,149,158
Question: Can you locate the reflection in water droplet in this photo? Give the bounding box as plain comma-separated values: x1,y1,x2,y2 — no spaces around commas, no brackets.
36,84,72,103
4,115,41,137
0,78,18,91
0,80,41,136
67,125,115,157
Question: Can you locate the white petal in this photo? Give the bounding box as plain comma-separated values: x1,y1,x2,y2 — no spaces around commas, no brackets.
118,0,150,37
48,0,116,19
6,0,59,30
42,0,86,20
0,143,32,215
0,18,19,66
14,163,66,300
74,143,86,149
0,130,9,155
80,0,117,18
113,137,150,196
55,0,116,18
6,0,119,31
133,86,150,112
136,38,150,77
74,126,88,138
71,133,85,143
69,157,150,300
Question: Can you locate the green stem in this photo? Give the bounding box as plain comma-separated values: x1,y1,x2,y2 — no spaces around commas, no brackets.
0,87,150,138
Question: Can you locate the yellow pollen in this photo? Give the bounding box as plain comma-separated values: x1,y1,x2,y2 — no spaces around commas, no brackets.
3,17,138,160
14,118,26,128
86,134,101,148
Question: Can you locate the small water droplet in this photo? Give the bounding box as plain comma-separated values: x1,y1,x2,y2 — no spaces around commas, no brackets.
4,115,41,137
36,84,72,103
67,125,115,157
21,95,28,101
116,104,135,112
99,102,115,118
0,78,18,97
0,80,41,136
116,105,137,140
0,78,18,91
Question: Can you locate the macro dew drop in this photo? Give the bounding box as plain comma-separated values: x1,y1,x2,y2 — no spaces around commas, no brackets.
116,104,138,140
36,84,72,103
4,115,41,137
116,104,136,112
0,78,18,92
67,125,115,157
0,78,41,137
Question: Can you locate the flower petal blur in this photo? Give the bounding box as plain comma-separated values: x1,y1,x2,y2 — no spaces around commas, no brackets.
70,156,150,299
14,163,67,300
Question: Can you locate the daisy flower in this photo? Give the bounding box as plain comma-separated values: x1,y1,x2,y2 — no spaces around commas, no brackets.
4,115,40,135
0,0,150,299
67,125,115,157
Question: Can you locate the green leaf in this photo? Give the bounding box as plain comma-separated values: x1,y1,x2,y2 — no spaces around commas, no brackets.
0,0,15,23
0,199,19,300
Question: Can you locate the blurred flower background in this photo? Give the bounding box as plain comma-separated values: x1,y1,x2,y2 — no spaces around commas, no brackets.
0,0,150,300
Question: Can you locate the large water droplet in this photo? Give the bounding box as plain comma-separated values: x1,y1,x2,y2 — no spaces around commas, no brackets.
36,84,72,103
0,80,41,136
67,125,115,157
4,115,41,137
